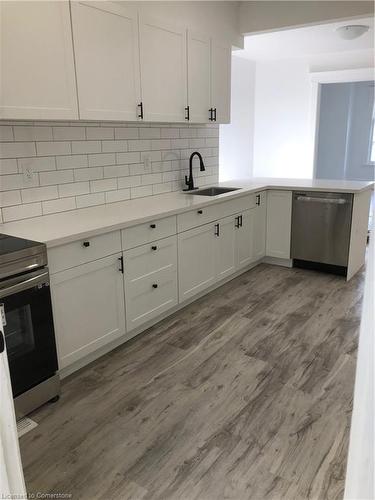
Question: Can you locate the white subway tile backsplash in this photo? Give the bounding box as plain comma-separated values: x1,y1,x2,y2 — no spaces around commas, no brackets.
56,154,88,170
42,197,76,215
1,142,36,159
2,202,42,222
0,121,219,222
71,141,101,154
13,126,52,141
58,182,90,198
0,159,18,175
40,170,74,186
76,192,105,208
36,141,70,156
53,126,86,141
21,185,58,203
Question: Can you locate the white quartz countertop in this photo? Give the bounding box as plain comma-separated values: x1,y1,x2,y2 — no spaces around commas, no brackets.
1,177,373,248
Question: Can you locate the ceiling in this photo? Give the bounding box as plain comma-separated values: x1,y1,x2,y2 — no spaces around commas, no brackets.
237,17,374,61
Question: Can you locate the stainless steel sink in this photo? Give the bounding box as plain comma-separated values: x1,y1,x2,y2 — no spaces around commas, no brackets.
186,186,240,196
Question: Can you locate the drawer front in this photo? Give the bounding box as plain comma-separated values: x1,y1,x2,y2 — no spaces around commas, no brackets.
124,235,177,280
177,194,255,232
125,267,178,332
122,216,177,250
48,230,121,274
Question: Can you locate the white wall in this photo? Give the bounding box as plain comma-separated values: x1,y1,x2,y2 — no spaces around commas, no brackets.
219,56,256,181
252,59,314,178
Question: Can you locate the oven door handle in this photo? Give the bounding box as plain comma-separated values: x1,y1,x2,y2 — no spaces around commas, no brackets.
0,270,49,299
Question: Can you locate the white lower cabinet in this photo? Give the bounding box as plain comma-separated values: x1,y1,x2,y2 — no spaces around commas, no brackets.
123,236,178,332
50,254,126,369
235,209,255,269
266,190,292,259
253,191,267,261
215,216,237,280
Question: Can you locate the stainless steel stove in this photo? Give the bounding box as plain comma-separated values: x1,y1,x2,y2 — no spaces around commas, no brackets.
0,234,60,417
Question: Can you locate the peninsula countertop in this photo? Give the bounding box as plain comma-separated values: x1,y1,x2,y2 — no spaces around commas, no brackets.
0,178,373,248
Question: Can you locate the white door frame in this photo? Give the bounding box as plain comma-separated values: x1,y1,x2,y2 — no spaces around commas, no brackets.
310,67,375,179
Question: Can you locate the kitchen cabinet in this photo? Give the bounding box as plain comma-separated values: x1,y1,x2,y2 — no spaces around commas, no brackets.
0,0,78,120
253,191,267,261
178,223,217,301
123,236,178,332
139,15,187,122
210,39,231,124
71,1,141,121
235,209,255,269
50,254,126,369
215,216,236,280
187,30,211,123
266,190,292,259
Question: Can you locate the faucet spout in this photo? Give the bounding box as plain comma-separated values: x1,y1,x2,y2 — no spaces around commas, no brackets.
184,151,206,191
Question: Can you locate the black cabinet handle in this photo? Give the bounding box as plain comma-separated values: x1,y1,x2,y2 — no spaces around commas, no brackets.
213,108,217,121
209,108,213,121
82,241,90,248
150,224,156,229
118,256,124,274
138,102,144,120
239,215,243,227
152,283,158,289
197,210,203,214
185,105,190,121
151,245,157,251
256,194,261,206
235,216,240,228
0,330,4,354
214,223,220,237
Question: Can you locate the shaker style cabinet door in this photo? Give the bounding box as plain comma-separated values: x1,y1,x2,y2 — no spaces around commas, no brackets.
0,0,78,119
210,39,231,124
253,192,267,261
187,30,211,123
50,255,126,369
71,1,141,121
139,15,187,122
266,191,292,259
236,209,255,269
215,216,237,280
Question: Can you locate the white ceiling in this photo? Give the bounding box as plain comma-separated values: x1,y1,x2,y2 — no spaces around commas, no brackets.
237,17,374,61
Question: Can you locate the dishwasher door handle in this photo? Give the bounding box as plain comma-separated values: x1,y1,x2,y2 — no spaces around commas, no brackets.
296,196,348,205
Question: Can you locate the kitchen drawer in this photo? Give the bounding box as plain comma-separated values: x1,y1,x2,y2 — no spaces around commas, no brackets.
48,230,121,274
122,215,177,250
125,267,178,332
124,235,177,280
177,194,255,232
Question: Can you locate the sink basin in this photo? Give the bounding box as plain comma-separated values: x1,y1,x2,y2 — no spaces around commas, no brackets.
186,186,240,196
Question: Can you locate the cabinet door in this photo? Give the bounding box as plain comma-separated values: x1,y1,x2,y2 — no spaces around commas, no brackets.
266,191,292,259
50,254,126,369
253,191,267,261
71,2,140,121
178,223,216,301
215,216,236,280
139,15,187,122
236,209,255,269
210,39,231,124
187,30,211,123
0,1,78,119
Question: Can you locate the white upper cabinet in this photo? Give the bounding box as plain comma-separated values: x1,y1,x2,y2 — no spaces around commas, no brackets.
0,1,78,120
71,2,141,121
210,39,231,124
139,16,187,122
187,30,211,123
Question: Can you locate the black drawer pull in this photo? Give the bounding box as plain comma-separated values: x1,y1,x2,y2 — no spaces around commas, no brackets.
150,224,156,229
235,216,240,228
82,241,90,247
256,194,261,206
152,283,158,289
151,246,157,251
197,210,203,214
214,223,220,237
138,102,144,120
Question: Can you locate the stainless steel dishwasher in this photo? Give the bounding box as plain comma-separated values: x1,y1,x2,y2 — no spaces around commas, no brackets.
291,191,353,275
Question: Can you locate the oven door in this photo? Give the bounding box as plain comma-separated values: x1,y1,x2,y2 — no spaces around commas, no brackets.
0,269,58,398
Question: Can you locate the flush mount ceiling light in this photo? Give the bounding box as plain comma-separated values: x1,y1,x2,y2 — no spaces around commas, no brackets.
336,24,369,40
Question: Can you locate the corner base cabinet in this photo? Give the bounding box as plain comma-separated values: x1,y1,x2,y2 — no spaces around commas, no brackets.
266,190,292,259
50,254,126,369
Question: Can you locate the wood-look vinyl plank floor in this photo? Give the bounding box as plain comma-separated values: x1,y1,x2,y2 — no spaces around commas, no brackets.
19,263,365,500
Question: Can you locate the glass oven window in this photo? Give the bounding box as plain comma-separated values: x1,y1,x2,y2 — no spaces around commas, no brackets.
2,303,35,359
